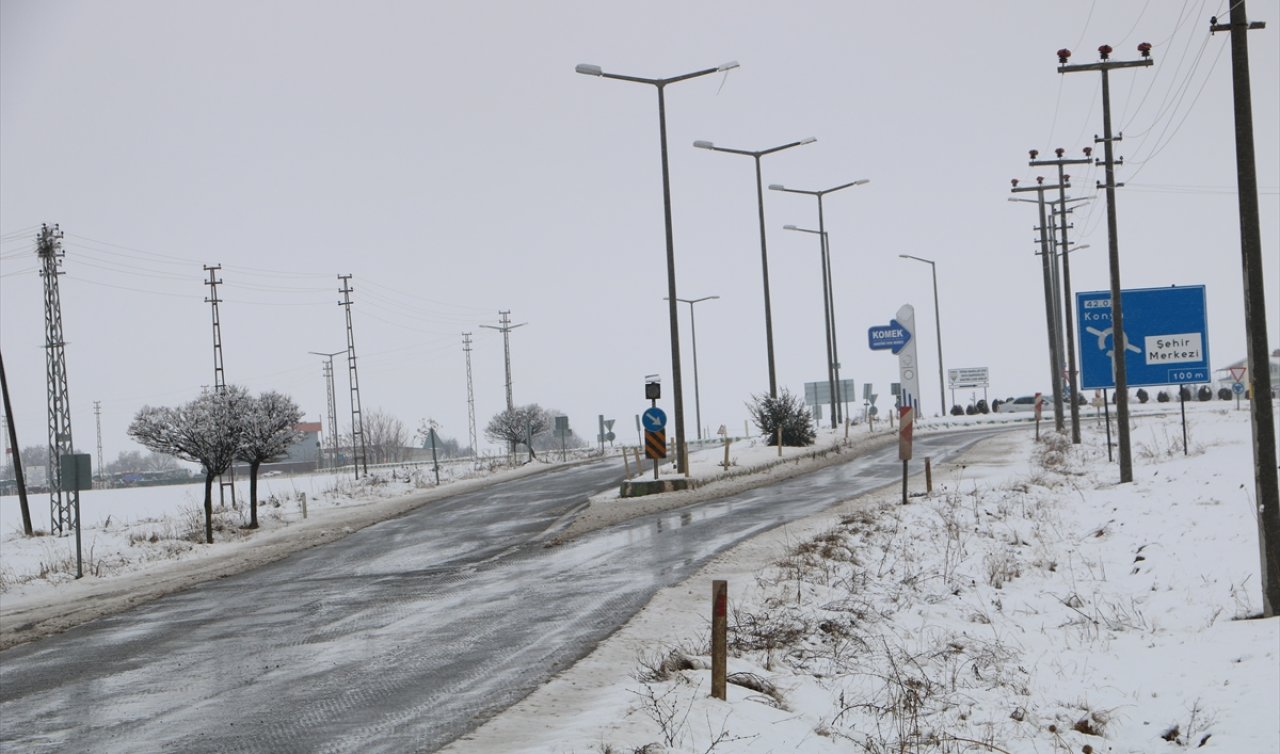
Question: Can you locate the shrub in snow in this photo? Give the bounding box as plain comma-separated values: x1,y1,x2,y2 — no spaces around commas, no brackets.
747,389,815,447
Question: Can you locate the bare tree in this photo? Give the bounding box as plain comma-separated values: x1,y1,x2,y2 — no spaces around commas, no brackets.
362,409,407,464
237,391,303,529
485,404,550,461
128,386,250,544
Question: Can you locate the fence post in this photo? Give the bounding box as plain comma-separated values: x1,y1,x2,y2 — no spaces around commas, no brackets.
711,579,727,700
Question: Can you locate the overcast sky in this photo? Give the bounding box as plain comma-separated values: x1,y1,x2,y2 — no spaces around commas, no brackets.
2,0,1277,464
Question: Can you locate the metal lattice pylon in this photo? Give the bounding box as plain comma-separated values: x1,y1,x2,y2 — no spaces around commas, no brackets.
463,332,477,467
338,275,368,477
308,350,345,470
38,224,77,535
204,264,236,505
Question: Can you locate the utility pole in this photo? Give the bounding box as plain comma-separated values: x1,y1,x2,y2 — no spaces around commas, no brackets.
204,264,236,505
1059,42,1153,483
480,311,525,457
309,350,345,470
1030,147,1093,444
1011,176,1068,433
0,350,32,535
93,401,103,481
462,333,478,467
338,275,369,478
38,223,82,577
1211,2,1279,618
480,311,525,412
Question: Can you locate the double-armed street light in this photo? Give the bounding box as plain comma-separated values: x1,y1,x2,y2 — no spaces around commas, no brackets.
898,255,945,417
692,137,816,398
772,179,870,427
667,295,720,440
576,60,739,474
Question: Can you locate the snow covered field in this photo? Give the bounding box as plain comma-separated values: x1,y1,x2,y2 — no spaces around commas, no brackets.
445,403,1279,754
2,402,1276,754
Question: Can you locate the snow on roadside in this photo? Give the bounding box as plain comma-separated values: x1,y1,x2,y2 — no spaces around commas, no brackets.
444,403,1279,754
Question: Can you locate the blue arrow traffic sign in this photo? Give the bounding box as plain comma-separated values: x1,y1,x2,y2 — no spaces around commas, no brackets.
867,319,912,355
641,407,667,432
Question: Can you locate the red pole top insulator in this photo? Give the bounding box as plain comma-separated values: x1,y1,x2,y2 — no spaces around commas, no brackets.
1030,149,1039,159
1083,146,1093,157
1055,147,1065,157
1011,179,1019,187
1138,42,1152,57
1057,48,1072,64
1036,176,1044,184
1099,44,1113,60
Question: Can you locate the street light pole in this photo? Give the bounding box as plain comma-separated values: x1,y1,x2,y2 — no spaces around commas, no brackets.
693,137,816,398
783,225,837,426
898,255,945,417
772,179,870,428
669,295,719,440
577,60,739,475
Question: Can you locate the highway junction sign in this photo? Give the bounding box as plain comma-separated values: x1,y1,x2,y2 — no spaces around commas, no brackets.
1077,285,1211,390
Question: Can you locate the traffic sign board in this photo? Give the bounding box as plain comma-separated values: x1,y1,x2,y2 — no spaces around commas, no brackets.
642,407,667,431
1233,382,1245,396
1077,285,1211,390
867,319,912,354
644,429,667,459
1229,366,1247,383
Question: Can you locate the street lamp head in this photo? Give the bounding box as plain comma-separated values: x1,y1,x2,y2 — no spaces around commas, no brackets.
768,183,786,191
717,61,740,72
692,140,715,150
575,63,603,76
852,179,870,186
782,224,798,230
799,136,817,145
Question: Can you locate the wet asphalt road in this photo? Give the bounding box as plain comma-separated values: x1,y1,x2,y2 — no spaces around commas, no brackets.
0,430,1003,753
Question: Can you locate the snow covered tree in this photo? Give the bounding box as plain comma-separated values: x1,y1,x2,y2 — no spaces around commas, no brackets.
237,391,303,529
747,389,816,447
485,404,550,460
128,386,250,544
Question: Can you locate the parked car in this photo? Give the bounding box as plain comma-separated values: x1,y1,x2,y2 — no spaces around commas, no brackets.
996,395,1046,414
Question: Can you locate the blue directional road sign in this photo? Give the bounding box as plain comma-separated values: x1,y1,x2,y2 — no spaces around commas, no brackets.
641,407,667,432
1077,285,1211,390
867,319,912,354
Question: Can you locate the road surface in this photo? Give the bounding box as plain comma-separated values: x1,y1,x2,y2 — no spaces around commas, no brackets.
0,429,1003,753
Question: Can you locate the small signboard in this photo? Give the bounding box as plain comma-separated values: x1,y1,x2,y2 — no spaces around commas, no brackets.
947,367,990,389
59,453,92,492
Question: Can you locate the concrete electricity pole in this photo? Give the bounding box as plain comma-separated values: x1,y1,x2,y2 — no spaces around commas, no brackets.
480,311,525,412
1030,147,1093,444
481,311,526,457
1211,2,1279,617
1058,42,1153,483
1010,176,1069,433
